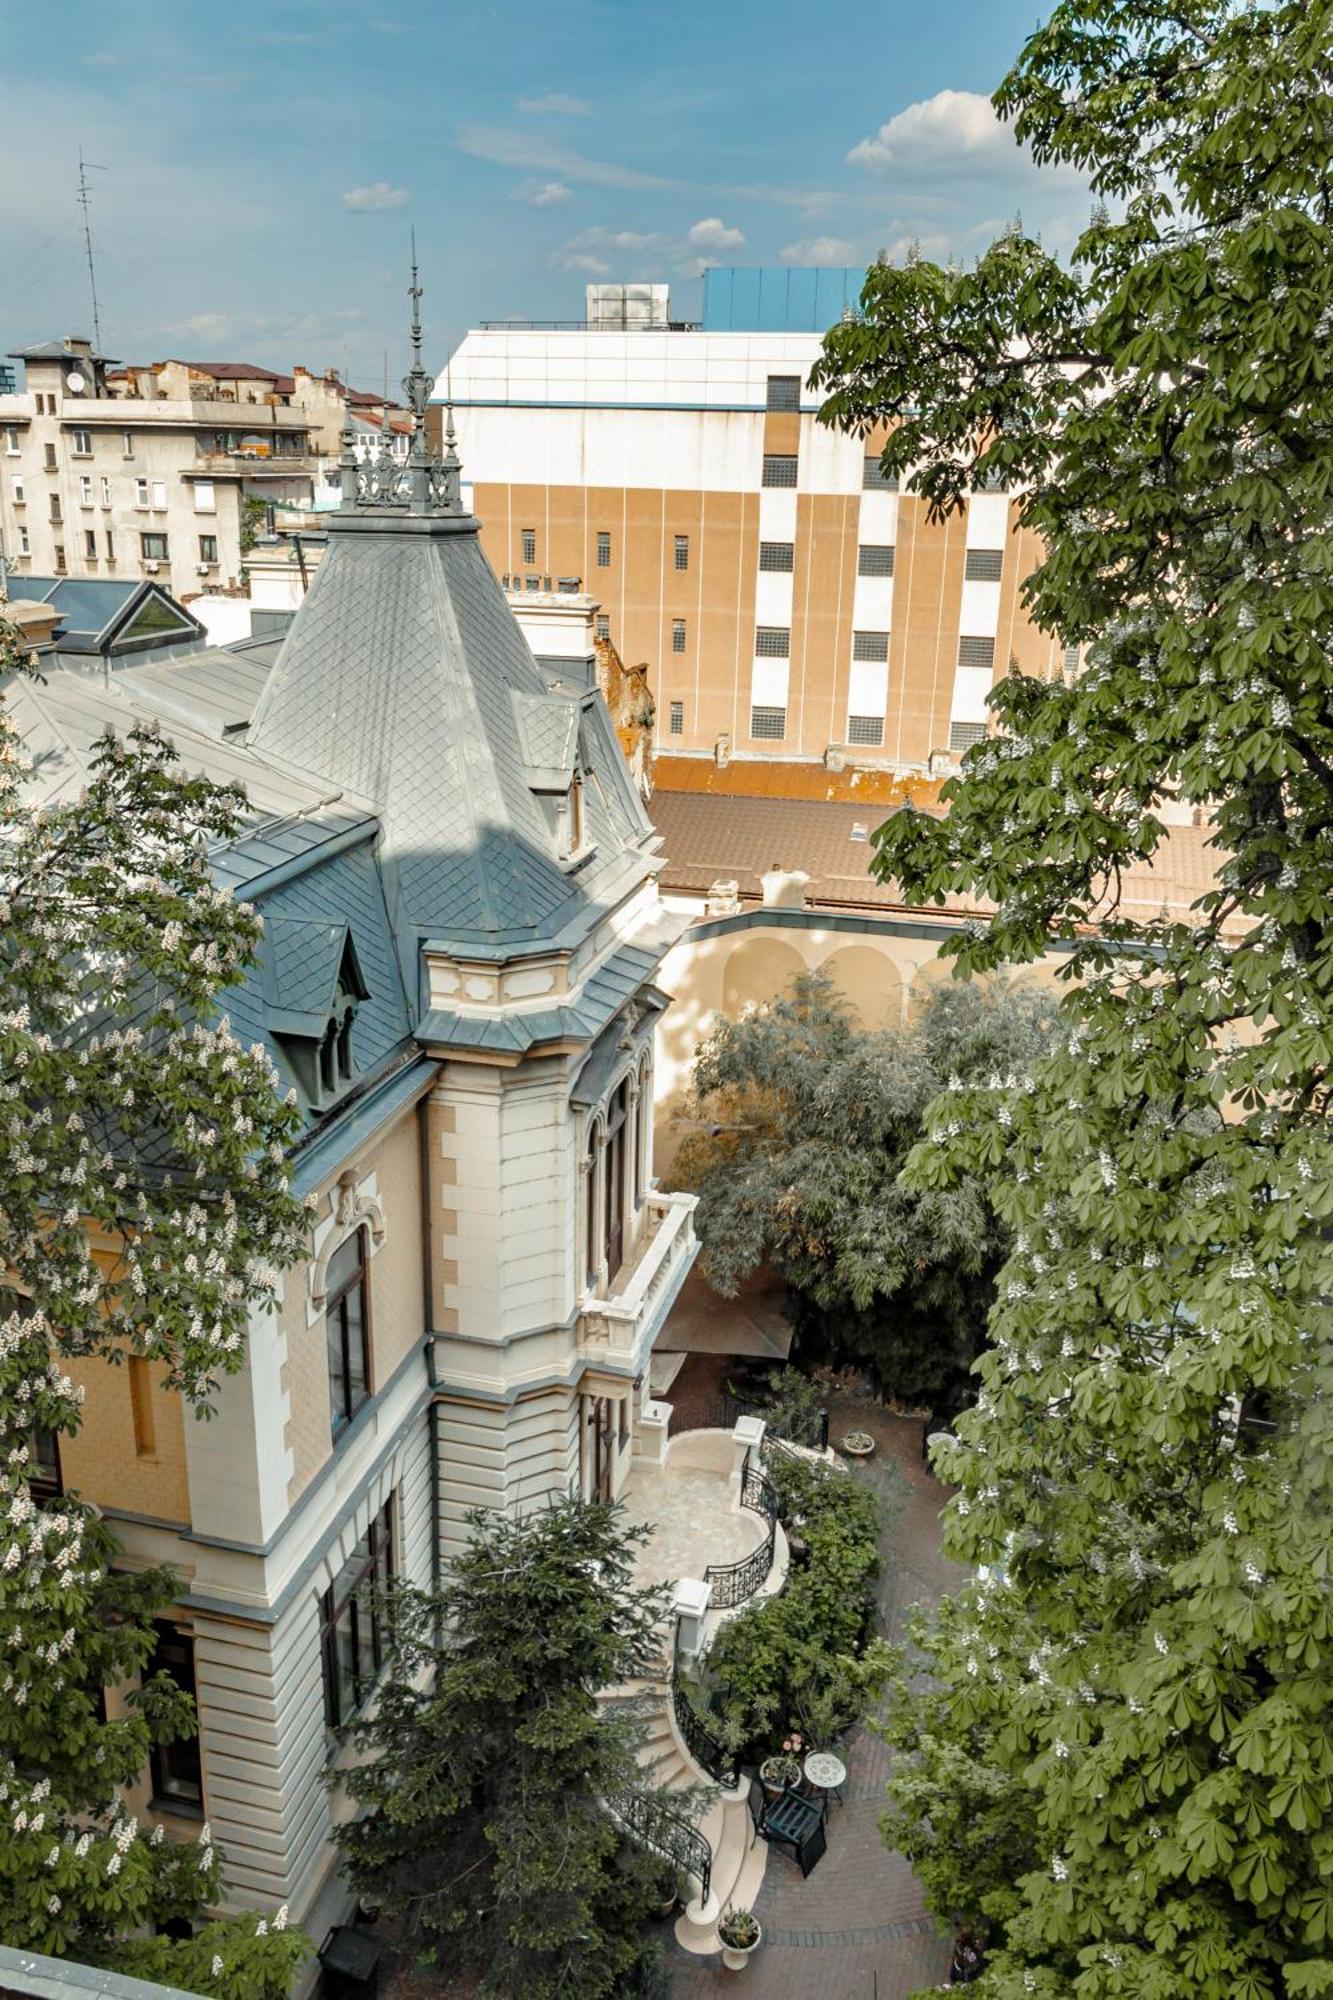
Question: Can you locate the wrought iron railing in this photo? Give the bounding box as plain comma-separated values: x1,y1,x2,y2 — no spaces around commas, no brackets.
703,1454,779,1611
666,1389,828,1452
608,1788,712,1907
672,1676,737,1787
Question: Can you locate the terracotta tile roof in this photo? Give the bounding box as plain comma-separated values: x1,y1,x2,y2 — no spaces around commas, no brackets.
650,789,1230,929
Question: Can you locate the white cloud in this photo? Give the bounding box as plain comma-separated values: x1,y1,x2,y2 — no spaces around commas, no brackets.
455,124,675,191
342,181,409,211
848,90,1017,175
563,253,612,275
687,216,745,251
517,92,592,116
553,225,668,275
780,235,857,266
516,179,574,208
175,312,234,344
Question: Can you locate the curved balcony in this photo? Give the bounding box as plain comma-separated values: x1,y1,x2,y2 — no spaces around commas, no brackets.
577,1188,698,1376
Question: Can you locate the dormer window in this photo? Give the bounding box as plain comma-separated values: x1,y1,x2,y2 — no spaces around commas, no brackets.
265,921,370,1114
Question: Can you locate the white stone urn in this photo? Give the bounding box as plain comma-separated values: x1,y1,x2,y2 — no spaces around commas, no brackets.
719,1912,762,1970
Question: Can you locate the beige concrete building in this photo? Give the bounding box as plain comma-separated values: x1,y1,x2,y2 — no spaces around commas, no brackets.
437,294,1068,781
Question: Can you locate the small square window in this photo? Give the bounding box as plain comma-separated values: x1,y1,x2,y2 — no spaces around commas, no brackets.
668,700,684,735
758,541,794,572
847,713,884,746
674,534,689,572
766,375,801,411
950,720,987,752
762,454,798,488
964,548,1004,582
852,631,889,663
750,704,786,740
858,544,894,577
957,635,995,672
522,528,536,565
755,626,790,658
596,530,611,567
863,456,898,491
671,618,686,654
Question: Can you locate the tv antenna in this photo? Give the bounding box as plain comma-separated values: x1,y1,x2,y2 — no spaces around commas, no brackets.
77,150,107,351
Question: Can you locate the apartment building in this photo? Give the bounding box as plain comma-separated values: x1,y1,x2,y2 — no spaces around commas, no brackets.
437,269,1066,778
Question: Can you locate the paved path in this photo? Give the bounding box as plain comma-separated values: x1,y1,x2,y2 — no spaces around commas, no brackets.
665,1380,965,2000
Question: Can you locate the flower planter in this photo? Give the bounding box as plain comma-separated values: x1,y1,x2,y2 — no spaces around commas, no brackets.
758,1754,801,1796
719,1914,762,1970
839,1431,876,1459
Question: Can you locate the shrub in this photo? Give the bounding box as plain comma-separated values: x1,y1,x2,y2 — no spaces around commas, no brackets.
703,1451,892,1762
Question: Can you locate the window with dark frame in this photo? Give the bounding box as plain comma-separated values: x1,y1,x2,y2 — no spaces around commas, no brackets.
84,529,97,559
326,1229,370,1435
673,534,689,571
199,535,218,564
604,1080,629,1281
668,700,683,735
522,528,536,565
758,541,794,572
863,456,898,491
148,1622,203,1811
852,630,889,663
847,713,885,746
755,626,790,658
671,618,686,653
761,454,798,488
964,547,1004,582
140,532,168,561
320,1500,394,1730
858,544,895,577
596,530,611,567
29,1425,62,1501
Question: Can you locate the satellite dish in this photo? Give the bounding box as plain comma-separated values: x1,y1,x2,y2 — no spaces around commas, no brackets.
65,371,87,393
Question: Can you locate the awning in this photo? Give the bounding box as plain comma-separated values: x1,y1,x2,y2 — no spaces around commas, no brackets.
652,1264,793,1361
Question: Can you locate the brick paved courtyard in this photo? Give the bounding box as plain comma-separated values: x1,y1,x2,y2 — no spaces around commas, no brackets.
664,1366,965,2000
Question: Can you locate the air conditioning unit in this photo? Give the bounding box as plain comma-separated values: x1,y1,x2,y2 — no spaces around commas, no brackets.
143,560,160,573
196,563,213,574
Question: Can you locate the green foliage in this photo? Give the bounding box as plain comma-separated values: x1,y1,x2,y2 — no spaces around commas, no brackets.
333,1497,687,2000
676,969,1056,1406
737,1363,828,1448
703,1450,892,1761
0,601,311,1990
811,3,1333,1994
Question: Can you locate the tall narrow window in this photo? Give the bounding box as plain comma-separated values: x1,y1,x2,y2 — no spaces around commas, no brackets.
150,480,167,510
17,526,30,556
2,428,17,456
199,534,218,564
43,442,57,472
148,1623,203,1810
585,1128,600,1287
99,475,111,507
84,528,97,560
673,534,689,572
122,430,134,458
70,428,92,456
129,1357,156,1457
11,475,24,505
522,528,536,565
54,544,65,574
48,494,62,523
326,1230,370,1434
320,1500,394,1729
79,476,93,506
596,530,611,567
595,614,610,641
604,1081,629,1283
668,700,684,735
671,618,686,654
28,1425,61,1502
134,478,149,508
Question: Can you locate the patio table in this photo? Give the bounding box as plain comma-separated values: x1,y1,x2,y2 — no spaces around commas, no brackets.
803,1749,846,1805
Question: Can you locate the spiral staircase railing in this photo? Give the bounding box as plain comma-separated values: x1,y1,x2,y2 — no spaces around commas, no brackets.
703,1453,778,1611
609,1788,712,1907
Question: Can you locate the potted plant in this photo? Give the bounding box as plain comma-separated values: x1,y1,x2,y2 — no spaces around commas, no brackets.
718,1906,762,1970
758,1732,803,1794
839,1429,876,1459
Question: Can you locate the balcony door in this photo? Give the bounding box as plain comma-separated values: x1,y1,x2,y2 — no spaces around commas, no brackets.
589,1396,615,1502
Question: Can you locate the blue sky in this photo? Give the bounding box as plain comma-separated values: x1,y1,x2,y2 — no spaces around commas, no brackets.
2,0,1088,391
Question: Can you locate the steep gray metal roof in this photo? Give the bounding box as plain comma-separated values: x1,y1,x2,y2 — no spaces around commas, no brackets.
246,514,657,959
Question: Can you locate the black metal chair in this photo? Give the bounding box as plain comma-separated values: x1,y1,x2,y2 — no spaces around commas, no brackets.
744,1776,827,1878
